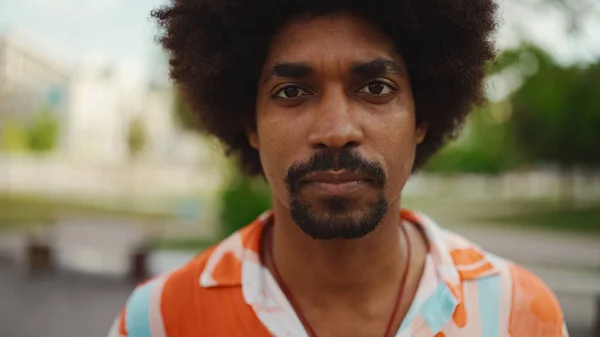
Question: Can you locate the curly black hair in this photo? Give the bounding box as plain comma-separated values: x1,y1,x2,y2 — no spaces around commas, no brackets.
152,0,497,176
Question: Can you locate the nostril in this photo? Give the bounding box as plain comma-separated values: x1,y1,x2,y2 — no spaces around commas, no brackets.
344,142,359,149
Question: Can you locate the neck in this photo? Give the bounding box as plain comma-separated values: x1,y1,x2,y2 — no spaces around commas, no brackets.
267,199,406,307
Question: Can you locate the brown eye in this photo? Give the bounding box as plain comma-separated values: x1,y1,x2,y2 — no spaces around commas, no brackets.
357,81,396,96
273,85,310,99
284,86,300,97
368,82,384,94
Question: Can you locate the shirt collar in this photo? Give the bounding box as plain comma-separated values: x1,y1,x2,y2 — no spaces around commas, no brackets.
199,209,502,303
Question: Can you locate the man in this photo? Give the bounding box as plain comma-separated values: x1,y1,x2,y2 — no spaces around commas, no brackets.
109,0,568,336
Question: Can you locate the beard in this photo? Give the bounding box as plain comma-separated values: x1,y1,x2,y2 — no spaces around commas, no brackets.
285,148,388,240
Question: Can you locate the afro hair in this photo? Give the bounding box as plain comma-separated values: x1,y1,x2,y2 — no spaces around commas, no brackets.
152,0,498,175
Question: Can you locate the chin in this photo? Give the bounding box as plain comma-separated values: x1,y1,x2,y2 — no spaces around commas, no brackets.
289,195,389,240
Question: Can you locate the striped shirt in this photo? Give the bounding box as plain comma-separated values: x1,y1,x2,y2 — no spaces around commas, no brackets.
108,209,569,337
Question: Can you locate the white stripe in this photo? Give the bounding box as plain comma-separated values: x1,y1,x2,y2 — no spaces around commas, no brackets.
562,322,570,337
462,280,483,335
488,256,512,337
455,258,490,272
199,232,242,287
149,276,168,337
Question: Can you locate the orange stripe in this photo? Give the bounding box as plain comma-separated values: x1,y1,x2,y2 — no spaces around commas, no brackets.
400,209,421,225
118,308,128,336
449,248,485,266
241,216,267,253
452,300,467,328
211,251,242,284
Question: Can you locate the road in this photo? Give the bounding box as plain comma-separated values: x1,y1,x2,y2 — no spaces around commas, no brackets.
0,267,132,337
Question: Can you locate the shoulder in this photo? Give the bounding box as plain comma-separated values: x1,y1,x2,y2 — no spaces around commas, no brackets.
436,228,566,336
504,262,567,336
112,247,218,337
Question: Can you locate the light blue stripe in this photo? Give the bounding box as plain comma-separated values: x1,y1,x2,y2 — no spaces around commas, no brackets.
125,280,157,337
478,275,501,337
420,284,458,334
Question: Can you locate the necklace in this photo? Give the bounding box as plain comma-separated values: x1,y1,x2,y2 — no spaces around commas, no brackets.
267,223,412,337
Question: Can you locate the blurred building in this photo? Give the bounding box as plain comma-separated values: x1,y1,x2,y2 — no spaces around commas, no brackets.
67,59,130,163
67,57,206,165
0,29,71,149
0,28,214,166
0,28,226,205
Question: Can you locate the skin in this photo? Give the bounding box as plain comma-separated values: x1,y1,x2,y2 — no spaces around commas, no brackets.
248,12,429,337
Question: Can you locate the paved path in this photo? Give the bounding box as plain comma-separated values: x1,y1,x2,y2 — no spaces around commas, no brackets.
0,267,133,337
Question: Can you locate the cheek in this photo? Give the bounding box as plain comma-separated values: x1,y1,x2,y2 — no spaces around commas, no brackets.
257,118,299,163
255,116,305,197
372,107,418,196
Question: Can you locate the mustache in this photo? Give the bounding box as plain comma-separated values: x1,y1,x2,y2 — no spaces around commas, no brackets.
285,149,386,192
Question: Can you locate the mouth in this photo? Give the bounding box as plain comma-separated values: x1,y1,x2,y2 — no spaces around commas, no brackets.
300,170,372,195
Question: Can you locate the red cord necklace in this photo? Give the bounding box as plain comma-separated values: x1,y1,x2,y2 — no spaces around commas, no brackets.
267,222,412,337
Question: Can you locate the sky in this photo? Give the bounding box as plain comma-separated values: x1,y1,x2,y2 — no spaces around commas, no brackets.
0,0,168,85
1,0,599,85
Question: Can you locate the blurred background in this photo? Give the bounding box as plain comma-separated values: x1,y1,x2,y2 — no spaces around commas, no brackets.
0,0,599,336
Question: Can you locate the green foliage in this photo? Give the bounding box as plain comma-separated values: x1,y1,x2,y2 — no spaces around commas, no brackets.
150,237,217,251
0,117,29,152
173,91,197,131
0,108,60,154
487,48,524,76
220,167,272,237
27,107,60,153
481,204,600,235
127,117,148,158
510,46,600,168
425,104,522,175
428,45,600,175
0,193,174,231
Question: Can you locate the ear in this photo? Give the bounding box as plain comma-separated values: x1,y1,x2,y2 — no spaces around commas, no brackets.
246,126,259,150
415,123,428,145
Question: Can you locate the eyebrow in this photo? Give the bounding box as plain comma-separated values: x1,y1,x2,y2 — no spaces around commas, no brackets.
261,58,403,84
262,62,312,84
351,59,404,79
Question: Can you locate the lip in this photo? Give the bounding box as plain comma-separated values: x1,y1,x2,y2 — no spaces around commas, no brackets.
303,170,370,184
300,170,371,195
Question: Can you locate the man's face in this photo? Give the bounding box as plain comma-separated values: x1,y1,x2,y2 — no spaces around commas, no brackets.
250,12,426,240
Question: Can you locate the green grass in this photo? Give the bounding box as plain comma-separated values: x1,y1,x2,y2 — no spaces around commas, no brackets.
0,194,174,231
478,205,600,234
4,193,597,250
150,237,218,251
404,197,600,235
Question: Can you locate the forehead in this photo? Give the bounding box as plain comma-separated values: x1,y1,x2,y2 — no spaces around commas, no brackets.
264,12,401,68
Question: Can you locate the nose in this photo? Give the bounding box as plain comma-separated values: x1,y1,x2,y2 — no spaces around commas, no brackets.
307,87,364,149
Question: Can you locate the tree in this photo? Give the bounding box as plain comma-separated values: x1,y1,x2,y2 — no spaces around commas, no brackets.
127,117,148,159
219,164,271,237
0,117,28,152
508,46,600,205
173,90,198,131
425,103,522,175
27,107,60,153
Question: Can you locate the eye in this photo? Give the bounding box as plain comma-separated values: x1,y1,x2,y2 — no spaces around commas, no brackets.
272,85,311,100
357,81,397,96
